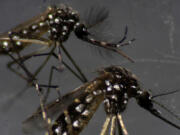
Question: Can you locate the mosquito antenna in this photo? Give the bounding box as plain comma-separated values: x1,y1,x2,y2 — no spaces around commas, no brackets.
152,99,180,121
152,89,180,99
149,108,180,129
118,26,128,44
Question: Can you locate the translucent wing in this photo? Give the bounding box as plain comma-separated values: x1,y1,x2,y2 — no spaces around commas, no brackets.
22,83,90,134
22,76,106,135
83,5,109,30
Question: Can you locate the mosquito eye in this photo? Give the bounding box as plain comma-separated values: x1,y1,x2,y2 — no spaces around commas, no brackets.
74,23,89,38
136,91,153,110
70,12,79,22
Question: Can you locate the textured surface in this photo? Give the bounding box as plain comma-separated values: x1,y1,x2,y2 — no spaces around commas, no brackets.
0,0,180,135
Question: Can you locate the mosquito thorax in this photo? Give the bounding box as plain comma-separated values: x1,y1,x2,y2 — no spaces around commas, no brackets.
47,6,80,42
101,66,142,114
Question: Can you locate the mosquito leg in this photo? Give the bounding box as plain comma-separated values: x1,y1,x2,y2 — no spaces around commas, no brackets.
6,35,53,81
56,42,64,70
31,42,88,83
7,61,29,82
47,51,86,83
100,115,112,135
8,50,52,133
7,32,34,82
8,45,86,93
8,40,88,83
110,115,117,135
117,114,128,135
39,42,86,103
7,51,44,84
59,43,88,83
7,55,37,85
43,58,86,103
7,51,54,86
32,46,62,103
34,83,52,134
8,32,35,72
43,53,86,103
38,84,58,89
35,49,87,88
118,26,128,44
8,46,57,89
6,34,54,66
8,53,36,84
25,50,85,102
11,40,87,83
8,53,59,89
43,66,61,104
51,52,87,83
8,46,58,111
7,46,59,105
7,46,49,66
117,115,123,135
33,46,56,78
7,33,50,83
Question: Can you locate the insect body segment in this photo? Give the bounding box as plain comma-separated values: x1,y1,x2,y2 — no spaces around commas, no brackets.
0,5,134,61
0,4,135,88
49,66,142,135
23,66,180,135
47,5,80,42
102,66,140,115
51,77,107,135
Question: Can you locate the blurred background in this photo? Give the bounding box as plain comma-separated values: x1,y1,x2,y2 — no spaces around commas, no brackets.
0,0,180,135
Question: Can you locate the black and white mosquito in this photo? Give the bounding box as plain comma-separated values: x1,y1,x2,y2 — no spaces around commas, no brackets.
0,4,135,86
22,66,180,135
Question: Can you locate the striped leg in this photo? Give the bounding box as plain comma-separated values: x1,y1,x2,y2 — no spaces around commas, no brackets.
100,115,112,135
117,114,128,135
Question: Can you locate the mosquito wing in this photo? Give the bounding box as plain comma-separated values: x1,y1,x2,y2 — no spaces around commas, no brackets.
0,6,54,54
83,5,109,30
22,83,89,134
22,78,105,135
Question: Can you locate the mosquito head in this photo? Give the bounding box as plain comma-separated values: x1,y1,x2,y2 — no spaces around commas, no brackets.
136,90,156,112
101,66,143,114
74,23,90,39
136,89,180,130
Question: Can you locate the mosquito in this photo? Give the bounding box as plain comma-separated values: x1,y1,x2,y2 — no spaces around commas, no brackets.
0,4,135,86
22,65,180,135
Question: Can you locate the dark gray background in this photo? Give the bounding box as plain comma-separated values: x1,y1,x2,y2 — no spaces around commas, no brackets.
0,0,180,135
